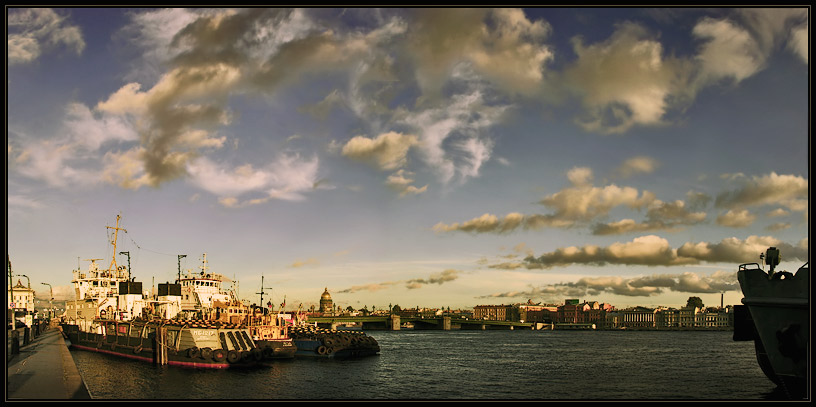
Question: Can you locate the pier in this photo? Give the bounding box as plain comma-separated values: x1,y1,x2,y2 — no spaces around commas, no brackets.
6,325,92,400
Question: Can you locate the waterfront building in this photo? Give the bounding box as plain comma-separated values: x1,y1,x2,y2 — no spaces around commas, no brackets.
699,306,733,328
319,287,333,315
604,311,621,329
473,304,517,321
557,301,580,323
518,303,557,323
679,306,700,327
621,306,657,328
655,308,681,328
8,280,35,313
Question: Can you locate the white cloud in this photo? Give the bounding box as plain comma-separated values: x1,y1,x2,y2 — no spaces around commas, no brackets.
342,132,418,171
716,209,757,228
715,172,808,212
693,17,765,84
187,153,321,205
615,156,659,178
7,8,85,65
539,167,655,221
401,90,507,184
565,22,686,134
385,170,427,197
522,235,809,269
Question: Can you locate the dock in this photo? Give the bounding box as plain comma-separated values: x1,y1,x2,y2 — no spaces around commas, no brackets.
6,326,92,400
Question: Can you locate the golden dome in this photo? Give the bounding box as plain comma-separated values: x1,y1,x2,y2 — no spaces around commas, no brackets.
321,287,332,300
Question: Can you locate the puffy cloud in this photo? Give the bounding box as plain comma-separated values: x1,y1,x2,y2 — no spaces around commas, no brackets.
7,8,85,65
520,235,808,270
788,21,808,63
692,9,809,88
341,132,419,171
406,8,553,97
615,156,659,178
693,17,765,84
539,167,655,221
401,90,507,184
737,8,808,63
593,199,707,235
523,235,692,269
565,22,689,134
64,103,139,150
481,270,739,300
714,172,808,212
187,153,321,205
716,209,757,228
385,169,428,197
677,235,808,264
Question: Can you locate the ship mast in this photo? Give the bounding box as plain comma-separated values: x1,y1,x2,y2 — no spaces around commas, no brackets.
106,214,127,272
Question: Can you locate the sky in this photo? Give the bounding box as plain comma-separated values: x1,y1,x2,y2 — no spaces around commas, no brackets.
7,7,810,312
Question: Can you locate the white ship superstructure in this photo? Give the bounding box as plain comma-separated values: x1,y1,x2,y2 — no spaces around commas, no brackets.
178,253,236,313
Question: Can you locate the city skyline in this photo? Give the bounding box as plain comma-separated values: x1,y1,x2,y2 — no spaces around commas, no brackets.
7,8,809,311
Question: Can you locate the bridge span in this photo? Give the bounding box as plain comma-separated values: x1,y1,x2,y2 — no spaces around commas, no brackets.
303,315,553,331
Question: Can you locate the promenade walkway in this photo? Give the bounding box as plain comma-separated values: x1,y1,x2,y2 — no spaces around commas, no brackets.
6,327,92,400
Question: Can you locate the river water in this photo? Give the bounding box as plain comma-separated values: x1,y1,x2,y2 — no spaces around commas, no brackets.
69,329,787,400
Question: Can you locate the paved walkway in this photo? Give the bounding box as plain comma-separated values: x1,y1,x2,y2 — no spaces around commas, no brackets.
6,327,92,400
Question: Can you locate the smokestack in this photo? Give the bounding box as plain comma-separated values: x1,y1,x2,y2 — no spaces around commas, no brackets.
721,293,724,308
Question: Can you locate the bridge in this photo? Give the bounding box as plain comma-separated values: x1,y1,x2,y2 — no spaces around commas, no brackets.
302,315,553,331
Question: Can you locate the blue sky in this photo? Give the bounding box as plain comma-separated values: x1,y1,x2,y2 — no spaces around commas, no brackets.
7,7,809,311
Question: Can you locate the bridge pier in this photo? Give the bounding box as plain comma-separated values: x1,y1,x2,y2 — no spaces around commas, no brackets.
442,316,451,331
389,315,401,331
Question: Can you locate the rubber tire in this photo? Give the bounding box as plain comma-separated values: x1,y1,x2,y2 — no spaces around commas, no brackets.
213,348,227,362
200,347,213,360
187,347,200,359
227,350,240,363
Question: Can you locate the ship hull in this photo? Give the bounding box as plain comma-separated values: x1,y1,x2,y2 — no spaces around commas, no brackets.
736,262,809,398
62,319,275,369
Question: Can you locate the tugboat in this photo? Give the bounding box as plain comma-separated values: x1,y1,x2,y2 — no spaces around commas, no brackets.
61,215,283,368
248,310,297,360
733,247,809,398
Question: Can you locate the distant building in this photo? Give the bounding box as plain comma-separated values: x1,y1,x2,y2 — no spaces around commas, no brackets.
319,288,333,315
621,306,657,328
8,280,35,313
655,308,681,328
473,304,517,321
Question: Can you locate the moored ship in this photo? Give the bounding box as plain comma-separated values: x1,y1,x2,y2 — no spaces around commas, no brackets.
733,247,809,398
289,325,380,358
61,215,286,368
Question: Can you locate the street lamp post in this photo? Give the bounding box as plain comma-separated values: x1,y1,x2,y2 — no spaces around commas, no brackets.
41,283,53,320
19,274,30,289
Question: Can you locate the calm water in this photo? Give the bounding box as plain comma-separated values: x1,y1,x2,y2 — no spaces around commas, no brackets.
69,329,786,400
